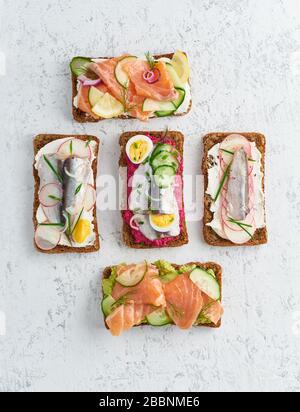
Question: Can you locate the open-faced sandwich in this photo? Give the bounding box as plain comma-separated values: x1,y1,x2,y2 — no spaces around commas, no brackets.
120,131,188,249
33,134,100,253
102,261,223,336
70,51,191,122
203,132,268,246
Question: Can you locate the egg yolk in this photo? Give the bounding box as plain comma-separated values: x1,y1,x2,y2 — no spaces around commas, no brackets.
130,140,149,163
72,219,91,244
150,214,175,228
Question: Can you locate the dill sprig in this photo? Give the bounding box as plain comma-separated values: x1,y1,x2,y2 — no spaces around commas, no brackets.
145,52,156,70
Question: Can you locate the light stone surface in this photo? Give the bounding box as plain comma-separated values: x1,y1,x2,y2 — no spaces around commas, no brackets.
1,0,300,393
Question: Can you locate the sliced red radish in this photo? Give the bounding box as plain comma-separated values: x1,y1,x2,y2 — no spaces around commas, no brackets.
39,183,62,207
78,75,102,87
35,225,61,251
222,211,256,244
83,184,96,211
57,139,92,161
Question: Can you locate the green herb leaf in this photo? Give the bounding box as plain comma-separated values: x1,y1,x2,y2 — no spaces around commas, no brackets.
39,223,65,227
214,161,232,202
48,195,62,202
43,155,63,183
70,140,73,155
71,208,84,235
228,218,253,238
85,138,92,148
145,52,156,70
75,184,83,196
221,149,256,163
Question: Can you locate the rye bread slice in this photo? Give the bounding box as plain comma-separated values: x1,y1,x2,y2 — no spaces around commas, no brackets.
202,132,268,247
102,262,223,329
72,53,192,122
120,131,189,249
33,134,100,254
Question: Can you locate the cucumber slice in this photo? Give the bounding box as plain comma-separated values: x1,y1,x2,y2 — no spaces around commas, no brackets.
88,86,105,107
151,143,179,160
116,263,147,287
70,57,92,76
101,295,116,317
173,88,186,109
143,99,175,113
190,268,221,301
115,56,137,88
154,166,176,188
151,151,179,172
155,109,177,118
166,63,185,88
146,308,171,326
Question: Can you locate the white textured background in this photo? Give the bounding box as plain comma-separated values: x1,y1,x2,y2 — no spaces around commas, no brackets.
0,0,300,393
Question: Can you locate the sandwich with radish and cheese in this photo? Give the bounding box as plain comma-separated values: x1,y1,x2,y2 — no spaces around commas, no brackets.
102,261,223,336
33,134,100,253
203,132,268,246
70,51,191,122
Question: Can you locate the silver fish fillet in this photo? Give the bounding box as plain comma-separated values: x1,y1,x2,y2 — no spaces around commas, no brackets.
150,181,176,214
63,157,91,216
226,148,250,221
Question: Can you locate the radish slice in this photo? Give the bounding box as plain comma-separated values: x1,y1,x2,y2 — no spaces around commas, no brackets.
83,184,96,211
130,215,141,231
57,139,92,161
219,134,253,173
39,183,62,207
35,225,61,251
222,212,256,244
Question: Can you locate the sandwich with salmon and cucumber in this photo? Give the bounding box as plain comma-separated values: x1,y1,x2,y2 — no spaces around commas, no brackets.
33,134,100,253
120,131,188,249
203,132,268,246
102,261,223,336
70,51,191,122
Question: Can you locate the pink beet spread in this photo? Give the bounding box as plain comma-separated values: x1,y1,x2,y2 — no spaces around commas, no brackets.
122,134,185,247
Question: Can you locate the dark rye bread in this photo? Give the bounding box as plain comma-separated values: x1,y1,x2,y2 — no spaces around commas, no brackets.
102,262,223,329
72,53,192,122
33,134,100,254
120,131,189,249
202,132,268,247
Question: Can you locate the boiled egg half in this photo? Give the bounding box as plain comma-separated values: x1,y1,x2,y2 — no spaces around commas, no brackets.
126,135,153,165
149,213,176,233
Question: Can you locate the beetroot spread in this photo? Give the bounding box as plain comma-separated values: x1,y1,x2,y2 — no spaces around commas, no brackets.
123,134,185,247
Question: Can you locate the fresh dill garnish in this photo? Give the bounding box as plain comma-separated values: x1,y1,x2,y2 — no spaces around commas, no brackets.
145,52,156,70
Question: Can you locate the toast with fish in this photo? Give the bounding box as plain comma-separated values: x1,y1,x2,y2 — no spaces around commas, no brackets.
120,131,189,249
72,53,192,122
102,261,223,334
33,134,100,254
202,132,268,247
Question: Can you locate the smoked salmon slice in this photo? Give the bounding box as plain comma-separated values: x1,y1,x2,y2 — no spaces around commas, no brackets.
112,264,166,307
163,273,204,330
106,302,158,336
89,58,125,103
125,60,178,101
126,81,154,121
201,294,224,325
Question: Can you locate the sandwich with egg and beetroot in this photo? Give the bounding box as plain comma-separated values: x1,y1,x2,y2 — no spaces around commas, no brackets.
102,261,224,336
203,132,268,246
33,134,100,253
120,131,188,249
70,51,192,122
